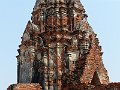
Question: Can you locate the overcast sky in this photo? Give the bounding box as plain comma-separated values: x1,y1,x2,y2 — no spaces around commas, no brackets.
0,0,120,90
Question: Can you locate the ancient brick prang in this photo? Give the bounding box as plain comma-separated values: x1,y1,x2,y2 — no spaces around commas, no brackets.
7,0,120,90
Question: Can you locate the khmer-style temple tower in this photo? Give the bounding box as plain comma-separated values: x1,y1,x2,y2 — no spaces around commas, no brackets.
8,0,120,90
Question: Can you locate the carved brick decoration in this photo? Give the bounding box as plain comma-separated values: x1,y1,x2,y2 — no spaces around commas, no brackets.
8,0,120,90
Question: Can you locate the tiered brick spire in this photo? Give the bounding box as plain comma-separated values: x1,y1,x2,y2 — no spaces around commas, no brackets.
8,0,112,90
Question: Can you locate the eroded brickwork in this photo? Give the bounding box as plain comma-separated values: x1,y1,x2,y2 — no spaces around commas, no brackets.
8,83,120,90
63,83,120,90
7,84,41,90
7,0,120,90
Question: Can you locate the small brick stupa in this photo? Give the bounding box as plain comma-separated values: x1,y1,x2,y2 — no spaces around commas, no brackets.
8,0,120,90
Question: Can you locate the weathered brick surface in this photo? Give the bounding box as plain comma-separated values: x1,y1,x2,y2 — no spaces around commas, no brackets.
7,84,42,90
7,0,120,90
63,83,120,90
8,83,120,90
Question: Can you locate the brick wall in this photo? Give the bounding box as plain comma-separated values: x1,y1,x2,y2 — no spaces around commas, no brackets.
63,83,120,90
8,83,120,90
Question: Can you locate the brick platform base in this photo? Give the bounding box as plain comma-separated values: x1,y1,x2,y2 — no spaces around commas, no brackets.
7,83,42,90
63,83,120,90
7,83,120,90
